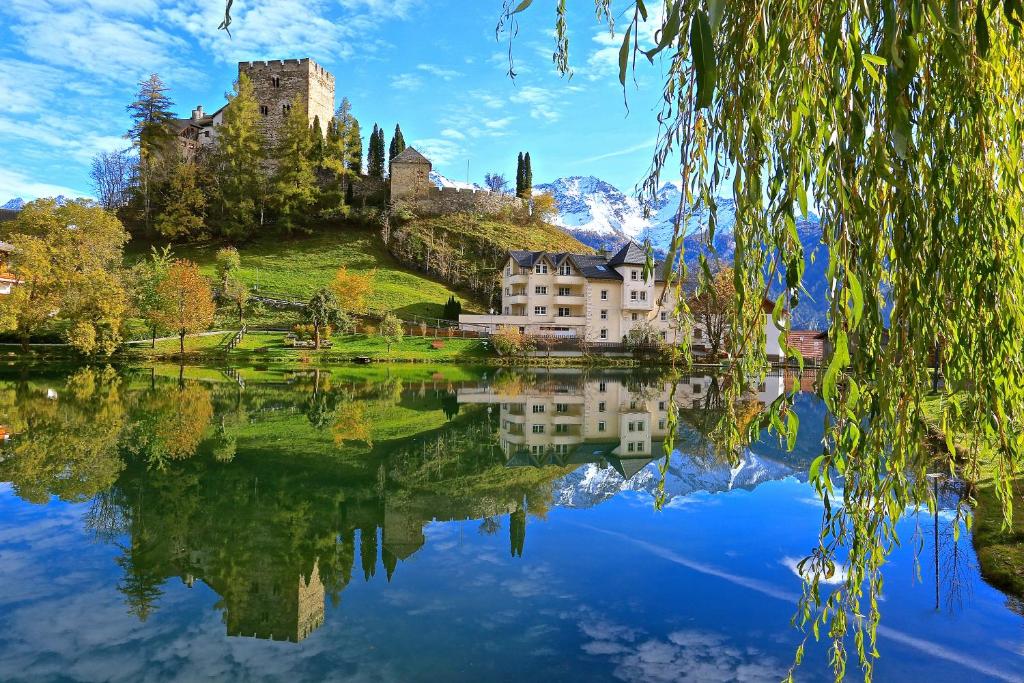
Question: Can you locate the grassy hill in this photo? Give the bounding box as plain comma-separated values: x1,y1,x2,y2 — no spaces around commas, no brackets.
127,214,588,323
128,225,481,320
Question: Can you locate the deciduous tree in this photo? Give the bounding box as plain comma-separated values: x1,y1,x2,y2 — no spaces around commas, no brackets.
152,259,215,356
306,288,347,349
378,312,404,353
90,150,134,211
332,266,375,314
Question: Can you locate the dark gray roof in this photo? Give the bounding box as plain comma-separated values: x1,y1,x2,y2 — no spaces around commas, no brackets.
607,240,648,266
391,146,431,166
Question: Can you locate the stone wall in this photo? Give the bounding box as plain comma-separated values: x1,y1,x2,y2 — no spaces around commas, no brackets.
397,187,524,216
238,58,335,148
346,175,387,206
390,161,431,203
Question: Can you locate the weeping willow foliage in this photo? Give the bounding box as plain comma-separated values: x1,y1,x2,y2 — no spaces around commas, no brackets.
496,1,1021,680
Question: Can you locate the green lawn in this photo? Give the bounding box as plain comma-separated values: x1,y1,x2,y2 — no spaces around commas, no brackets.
127,225,484,319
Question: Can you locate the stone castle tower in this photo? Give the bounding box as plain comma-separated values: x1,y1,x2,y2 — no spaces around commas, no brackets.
238,58,335,146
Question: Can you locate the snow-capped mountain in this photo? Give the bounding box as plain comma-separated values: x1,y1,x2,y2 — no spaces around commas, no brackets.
536,176,829,328
429,170,486,192
1,198,25,210
553,449,797,509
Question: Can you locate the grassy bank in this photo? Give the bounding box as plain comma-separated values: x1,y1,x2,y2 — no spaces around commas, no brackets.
126,224,485,319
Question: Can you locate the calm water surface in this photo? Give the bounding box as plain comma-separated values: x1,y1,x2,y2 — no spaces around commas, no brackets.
0,365,1021,682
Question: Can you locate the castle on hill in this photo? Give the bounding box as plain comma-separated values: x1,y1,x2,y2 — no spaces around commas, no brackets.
171,57,521,217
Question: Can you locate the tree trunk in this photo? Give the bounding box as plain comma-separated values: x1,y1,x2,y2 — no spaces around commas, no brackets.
151,324,157,349
179,330,185,356
20,331,29,352
238,302,244,324
314,322,321,350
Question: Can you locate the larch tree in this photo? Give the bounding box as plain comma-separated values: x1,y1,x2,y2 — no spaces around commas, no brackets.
211,72,266,238
154,155,207,239
495,1,1024,679
152,259,215,356
388,124,406,160
270,95,318,232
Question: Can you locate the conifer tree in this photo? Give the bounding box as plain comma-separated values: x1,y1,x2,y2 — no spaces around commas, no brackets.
154,158,207,239
523,152,533,198
368,124,386,179
309,114,325,166
515,152,524,197
210,72,265,238
349,119,363,174
388,124,406,161
270,95,317,232
126,74,175,234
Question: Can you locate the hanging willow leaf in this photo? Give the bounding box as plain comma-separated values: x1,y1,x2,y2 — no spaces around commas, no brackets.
690,10,716,109
512,0,535,13
977,0,991,56
619,24,633,86
645,0,681,61
709,0,725,33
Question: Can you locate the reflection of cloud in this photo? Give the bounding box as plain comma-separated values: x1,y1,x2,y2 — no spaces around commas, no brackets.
780,556,848,586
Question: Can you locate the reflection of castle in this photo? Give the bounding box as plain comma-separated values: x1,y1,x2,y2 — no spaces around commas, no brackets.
458,372,786,479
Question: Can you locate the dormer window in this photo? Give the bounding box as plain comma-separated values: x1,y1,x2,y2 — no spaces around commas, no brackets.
534,263,548,274
559,265,572,276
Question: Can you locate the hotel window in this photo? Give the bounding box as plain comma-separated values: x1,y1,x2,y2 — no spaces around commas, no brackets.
598,401,606,412
535,285,547,294
534,263,548,274
600,329,608,339
504,306,510,314
630,400,638,410
598,421,606,432
559,264,572,275
659,418,666,430
558,307,570,317
659,401,666,411
661,311,668,321
600,289,608,300
558,287,571,296
506,266,512,276
632,313,639,321
532,424,545,433
631,291,638,301
631,270,639,280
628,441,636,453
555,403,569,413
639,291,647,301
532,404,545,414
534,306,547,315
628,421,635,432
600,309,608,320
661,331,667,341
637,420,645,431
555,424,569,434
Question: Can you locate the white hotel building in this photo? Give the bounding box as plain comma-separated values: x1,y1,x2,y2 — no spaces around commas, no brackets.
459,241,784,359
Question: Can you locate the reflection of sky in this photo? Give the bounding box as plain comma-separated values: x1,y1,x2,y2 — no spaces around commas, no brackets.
1,478,1024,681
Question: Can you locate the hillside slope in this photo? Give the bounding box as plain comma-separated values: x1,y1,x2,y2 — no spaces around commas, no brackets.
387,213,591,308
128,225,484,320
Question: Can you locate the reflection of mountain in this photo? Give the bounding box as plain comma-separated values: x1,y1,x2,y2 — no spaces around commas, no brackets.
553,450,796,509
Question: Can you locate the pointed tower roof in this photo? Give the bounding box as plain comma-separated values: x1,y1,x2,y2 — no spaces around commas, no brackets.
390,146,431,166
607,240,647,266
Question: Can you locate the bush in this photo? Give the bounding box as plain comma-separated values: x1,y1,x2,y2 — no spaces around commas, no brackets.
491,325,534,357
293,323,332,341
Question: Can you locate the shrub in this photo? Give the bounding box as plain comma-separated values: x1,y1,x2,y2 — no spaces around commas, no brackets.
491,325,534,357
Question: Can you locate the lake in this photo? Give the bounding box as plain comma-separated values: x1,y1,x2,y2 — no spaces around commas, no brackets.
0,364,1021,682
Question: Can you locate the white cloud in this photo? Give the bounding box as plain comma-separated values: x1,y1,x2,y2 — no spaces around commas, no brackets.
391,73,423,90
572,139,656,165
440,128,466,141
510,86,563,123
411,138,464,167
417,63,461,80
0,168,91,202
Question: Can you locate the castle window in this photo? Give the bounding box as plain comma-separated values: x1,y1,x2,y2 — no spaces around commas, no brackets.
272,76,281,87
282,103,292,115
259,105,269,116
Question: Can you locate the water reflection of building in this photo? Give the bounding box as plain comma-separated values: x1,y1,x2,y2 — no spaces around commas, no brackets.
458,372,786,478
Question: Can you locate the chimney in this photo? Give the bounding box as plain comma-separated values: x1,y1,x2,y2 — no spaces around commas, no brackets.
191,105,204,120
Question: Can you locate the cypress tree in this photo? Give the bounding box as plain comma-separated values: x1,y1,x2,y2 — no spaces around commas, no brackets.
515,152,525,197
389,124,406,161
523,152,533,198
349,119,363,174
309,114,325,166
368,124,386,179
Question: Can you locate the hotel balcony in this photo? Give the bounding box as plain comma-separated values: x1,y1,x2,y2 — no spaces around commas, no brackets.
507,273,529,285
622,298,654,310
554,295,586,306
554,274,586,285
504,293,529,305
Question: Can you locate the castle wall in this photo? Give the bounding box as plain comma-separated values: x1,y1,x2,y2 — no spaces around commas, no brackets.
238,58,335,148
390,162,431,202
398,187,525,217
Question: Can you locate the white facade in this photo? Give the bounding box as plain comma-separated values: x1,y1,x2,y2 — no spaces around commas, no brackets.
459,243,786,360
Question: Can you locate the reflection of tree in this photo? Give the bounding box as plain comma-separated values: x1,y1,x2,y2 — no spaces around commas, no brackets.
509,506,526,558
122,380,214,468
0,368,126,503
478,516,501,535
333,401,372,447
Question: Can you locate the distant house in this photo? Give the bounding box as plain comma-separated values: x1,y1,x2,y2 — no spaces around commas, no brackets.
787,330,827,365
459,240,786,360
0,241,17,295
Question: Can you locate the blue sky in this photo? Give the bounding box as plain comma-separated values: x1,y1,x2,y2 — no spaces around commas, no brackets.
0,0,672,202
